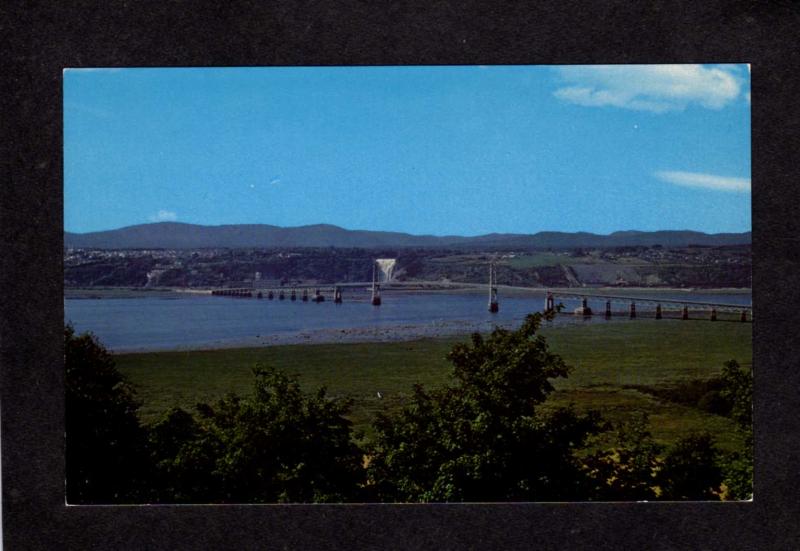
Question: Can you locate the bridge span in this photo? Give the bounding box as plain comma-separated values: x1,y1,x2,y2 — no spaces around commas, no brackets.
210,281,750,320
210,259,750,320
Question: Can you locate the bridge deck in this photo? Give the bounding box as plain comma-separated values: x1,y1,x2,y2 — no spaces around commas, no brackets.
241,281,751,311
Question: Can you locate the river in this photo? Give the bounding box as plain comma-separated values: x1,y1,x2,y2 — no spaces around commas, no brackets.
64,289,752,353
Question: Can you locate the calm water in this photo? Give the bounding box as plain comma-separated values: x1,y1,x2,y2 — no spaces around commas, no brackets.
64,290,751,352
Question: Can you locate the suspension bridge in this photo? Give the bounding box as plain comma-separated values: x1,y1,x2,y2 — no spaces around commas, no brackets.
209,260,752,322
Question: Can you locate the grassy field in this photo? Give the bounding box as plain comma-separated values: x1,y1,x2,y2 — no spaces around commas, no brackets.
115,319,751,451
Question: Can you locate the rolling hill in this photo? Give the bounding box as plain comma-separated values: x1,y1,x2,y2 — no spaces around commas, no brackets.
64,222,751,250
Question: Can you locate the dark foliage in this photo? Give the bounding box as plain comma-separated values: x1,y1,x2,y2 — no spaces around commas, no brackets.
718,360,753,500
368,313,604,502
65,325,149,503
625,378,732,417
657,433,723,500
583,413,663,500
719,360,752,430
147,367,366,503
66,321,748,503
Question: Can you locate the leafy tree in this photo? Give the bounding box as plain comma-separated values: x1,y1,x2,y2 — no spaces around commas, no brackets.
720,360,752,431
718,359,753,500
657,433,723,500
65,325,149,503
583,413,663,500
148,367,366,503
368,313,604,502
147,406,223,502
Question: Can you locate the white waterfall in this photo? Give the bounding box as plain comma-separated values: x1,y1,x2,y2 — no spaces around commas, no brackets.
375,258,397,282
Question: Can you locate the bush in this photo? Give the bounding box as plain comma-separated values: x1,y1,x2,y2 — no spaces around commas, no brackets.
582,413,662,500
657,433,723,500
368,313,604,502
148,367,366,503
718,359,753,500
697,390,730,416
65,325,149,503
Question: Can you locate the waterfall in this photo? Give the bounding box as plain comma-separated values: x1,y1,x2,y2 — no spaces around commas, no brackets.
375,258,397,282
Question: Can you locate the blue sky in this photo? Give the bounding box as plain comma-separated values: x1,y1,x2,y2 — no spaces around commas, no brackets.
64,65,751,235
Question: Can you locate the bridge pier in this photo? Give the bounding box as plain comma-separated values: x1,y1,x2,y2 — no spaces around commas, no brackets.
710,308,717,322
302,289,308,302
291,289,297,301
655,304,662,320
741,310,748,322
574,297,592,316
605,300,612,319
334,286,343,304
371,261,382,306
544,292,555,314
630,302,636,319
257,291,263,299
314,288,325,303
279,290,285,300
682,305,689,320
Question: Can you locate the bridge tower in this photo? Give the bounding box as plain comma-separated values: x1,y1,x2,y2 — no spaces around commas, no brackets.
655,304,662,319
544,292,555,314
334,286,343,304
605,300,612,319
488,262,499,313
630,302,636,319
371,262,382,306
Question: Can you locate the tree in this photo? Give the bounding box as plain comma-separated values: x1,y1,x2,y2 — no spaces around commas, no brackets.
657,433,723,500
368,313,604,502
148,367,366,503
583,413,663,500
65,325,149,503
718,359,753,500
147,406,223,502
720,359,752,431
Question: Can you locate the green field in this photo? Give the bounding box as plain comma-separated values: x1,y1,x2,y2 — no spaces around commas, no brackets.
115,319,751,451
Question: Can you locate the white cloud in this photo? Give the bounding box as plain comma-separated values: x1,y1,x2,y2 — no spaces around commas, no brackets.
554,65,741,113
150,209,178,222
655,171,750,193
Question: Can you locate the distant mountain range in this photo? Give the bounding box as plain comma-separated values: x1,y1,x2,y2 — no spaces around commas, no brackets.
64,222,752,250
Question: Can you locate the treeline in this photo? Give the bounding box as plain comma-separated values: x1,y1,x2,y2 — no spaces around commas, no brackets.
65,316,752,504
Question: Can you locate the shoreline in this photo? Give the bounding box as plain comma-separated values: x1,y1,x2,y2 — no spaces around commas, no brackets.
110,319,519,354
108,313,746,355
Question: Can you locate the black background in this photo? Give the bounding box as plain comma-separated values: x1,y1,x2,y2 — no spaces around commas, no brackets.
2,1,799,549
